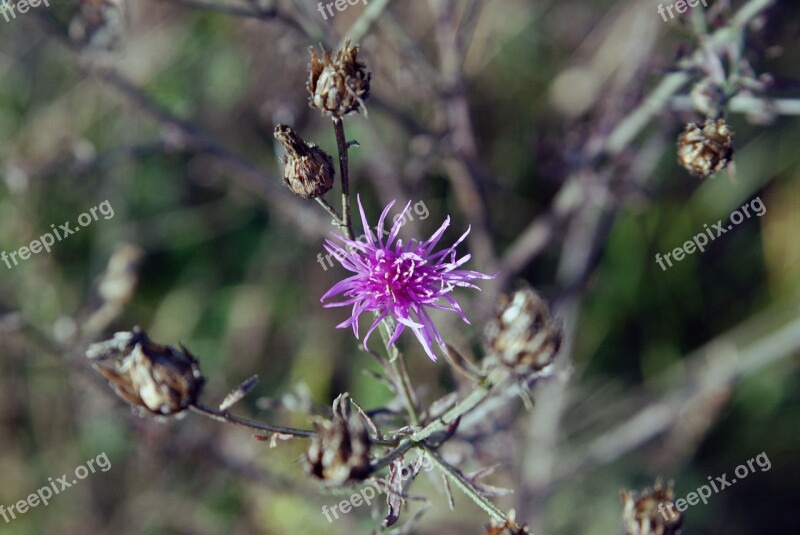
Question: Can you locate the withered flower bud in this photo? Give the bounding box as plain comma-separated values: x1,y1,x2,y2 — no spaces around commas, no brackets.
274,124,335,199
678,118,734,178
307,40,371,117
306,394,371,484
484,287,563,378
87,327,205,416
620,479,683,535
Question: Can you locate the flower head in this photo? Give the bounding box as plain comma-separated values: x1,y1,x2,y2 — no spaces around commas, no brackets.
321,196,494,361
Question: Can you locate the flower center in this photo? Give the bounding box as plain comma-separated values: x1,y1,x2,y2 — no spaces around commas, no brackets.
368,249,436,305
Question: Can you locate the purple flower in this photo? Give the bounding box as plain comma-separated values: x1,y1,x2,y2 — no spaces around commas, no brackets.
321,196,495,361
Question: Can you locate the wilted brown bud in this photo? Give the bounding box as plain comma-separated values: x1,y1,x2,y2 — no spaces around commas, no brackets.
307,40,371,117
274,124,335,199
678,118,734,178
306,394,371,484
69,0,128,51
486,511,531,534
620,479,683,535
87,327,205,416
484,287,563,378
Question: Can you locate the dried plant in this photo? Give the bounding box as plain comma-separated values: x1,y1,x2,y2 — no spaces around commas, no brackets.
1,0,797,533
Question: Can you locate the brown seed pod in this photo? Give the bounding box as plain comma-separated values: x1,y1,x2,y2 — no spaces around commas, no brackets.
87,327,205,416
678,118,734,178
274,124,336,199
306,394,371,484
620,479,683,535
484,287,563,379
307,40,371,117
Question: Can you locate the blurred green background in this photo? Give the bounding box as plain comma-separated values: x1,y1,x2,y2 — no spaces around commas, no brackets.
0,0,798,534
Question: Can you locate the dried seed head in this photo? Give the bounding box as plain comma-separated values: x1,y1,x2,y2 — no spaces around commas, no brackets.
306,394,371,484
678,118,734,178
307,40,371,117
620,479,683,535
484,287,563,378
87,327,205,416
274,124,335,199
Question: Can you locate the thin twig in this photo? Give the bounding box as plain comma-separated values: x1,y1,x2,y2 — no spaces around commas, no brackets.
315,197,346,230
190,402,317,438
191,402,401,446
332,117,356,240
156,0,275,18
339,0,392,48
153,0,325,44
430,0,498,274
669,95,800,116
370,440,416,473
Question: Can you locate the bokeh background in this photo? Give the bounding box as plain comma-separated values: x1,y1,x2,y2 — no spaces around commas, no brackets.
0,0,798,534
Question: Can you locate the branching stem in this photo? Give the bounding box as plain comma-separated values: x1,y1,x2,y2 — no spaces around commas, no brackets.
423,446,514,526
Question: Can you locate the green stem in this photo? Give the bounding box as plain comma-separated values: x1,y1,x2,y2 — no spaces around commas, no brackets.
369,440,416,473
410,369,505,443
378,317,421,426
315,197,346,230
423,446,513,525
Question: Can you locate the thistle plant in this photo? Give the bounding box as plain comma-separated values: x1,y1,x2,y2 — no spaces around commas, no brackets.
0,0,787,532
85,40,558,533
